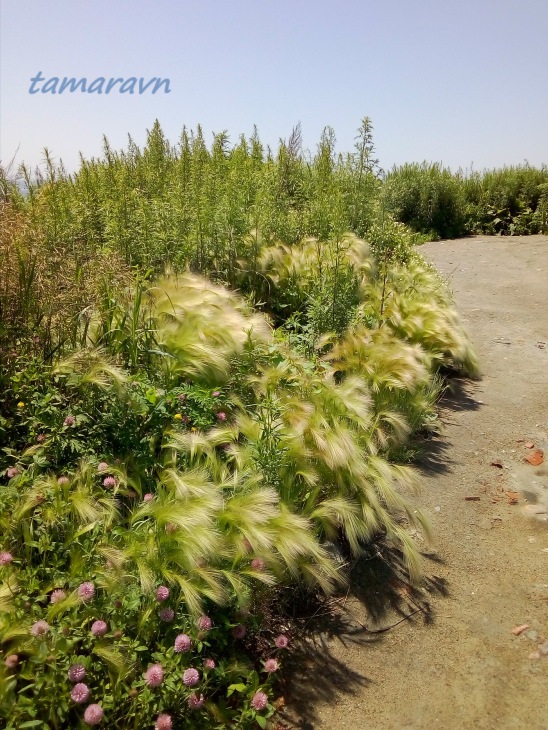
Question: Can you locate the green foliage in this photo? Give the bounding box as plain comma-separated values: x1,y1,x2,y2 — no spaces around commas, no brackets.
0,118,485,728
384,162,548,239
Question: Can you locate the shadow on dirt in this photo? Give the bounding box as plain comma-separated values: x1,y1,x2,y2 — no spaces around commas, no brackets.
279,544,449,728
415,375,482,476
441,375,482,414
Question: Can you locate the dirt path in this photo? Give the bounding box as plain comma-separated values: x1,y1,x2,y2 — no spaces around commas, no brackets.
286,236,548,730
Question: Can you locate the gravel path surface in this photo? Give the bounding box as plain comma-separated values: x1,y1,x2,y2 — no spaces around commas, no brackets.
286,236,548,730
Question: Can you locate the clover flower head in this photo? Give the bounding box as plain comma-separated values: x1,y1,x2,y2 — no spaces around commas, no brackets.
103,476,116,488
64,415,76,427
0,552,13,566
212,391,220,397
143,493,154,502
83,703,104,725
203,658,216,670
177,393,186,402
159,607,174,623
216,411,227,421
91,620,108,637
188,692,205,709
275,634,289,649
31,620,49,637
155,714,173,730
97,462,109,472
78,582,95,601
165,523,178,534
68,664,86,682
5,654,19,669
251,557,265,571
145,664,164,688
251,691,268,711
264,658,278,673
37,433,46,443
50,589,66,604
174,633,191,653
71,683,90,703
197,615,212,631
233,623,246,639
57,476,70,486
6,467,19,479
156,586,170,602
183,667,200,687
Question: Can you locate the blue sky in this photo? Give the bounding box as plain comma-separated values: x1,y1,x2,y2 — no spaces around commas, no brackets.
1,0,547,174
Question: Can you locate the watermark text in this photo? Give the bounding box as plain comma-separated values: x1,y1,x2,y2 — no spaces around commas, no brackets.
29,72,171,94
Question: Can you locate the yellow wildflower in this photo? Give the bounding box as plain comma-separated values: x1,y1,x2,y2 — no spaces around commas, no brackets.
17,402,25,408
174,413,182,420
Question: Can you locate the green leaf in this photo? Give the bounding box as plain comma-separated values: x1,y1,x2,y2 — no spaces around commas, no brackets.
256,715,267,728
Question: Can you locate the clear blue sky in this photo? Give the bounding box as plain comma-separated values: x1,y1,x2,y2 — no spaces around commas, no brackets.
1,0,547,174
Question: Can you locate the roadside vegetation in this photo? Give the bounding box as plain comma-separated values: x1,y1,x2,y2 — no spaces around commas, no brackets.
2,116,530,728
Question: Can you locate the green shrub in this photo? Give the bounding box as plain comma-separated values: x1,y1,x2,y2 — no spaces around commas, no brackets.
383,163,467,239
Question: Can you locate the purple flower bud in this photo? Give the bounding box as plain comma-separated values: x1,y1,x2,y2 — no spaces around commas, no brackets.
251,557,265,571
97,462,109,472
71,683,90,703
50,589,66,604
275,634,289,649
83,704,104,725
216,411,227,421
251,691,268,711
156,586,169,602
6,467,19,479
78,582,95,601
103,476,116,488
159,607,174,622
212,391,220,397
183,668,200,687
155,714,173,730
0,552,13,566
145,664,164,688
68,664,86,682
174,633,192,653
91,620,108,637
143,493,154,502
31,620,49,637
197,615,212,631
203,658,216,670
64,415,76,427
57,476,70,486
4,654,19,669
264,658,278,672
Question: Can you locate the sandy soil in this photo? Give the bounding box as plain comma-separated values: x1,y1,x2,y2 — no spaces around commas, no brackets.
284,236,548,730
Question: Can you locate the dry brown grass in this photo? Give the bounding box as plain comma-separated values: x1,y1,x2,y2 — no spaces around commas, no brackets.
0,200,132,360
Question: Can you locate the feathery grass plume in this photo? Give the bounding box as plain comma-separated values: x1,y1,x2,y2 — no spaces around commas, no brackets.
146,273,271,383
53,348,128,390
361,252,479,376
